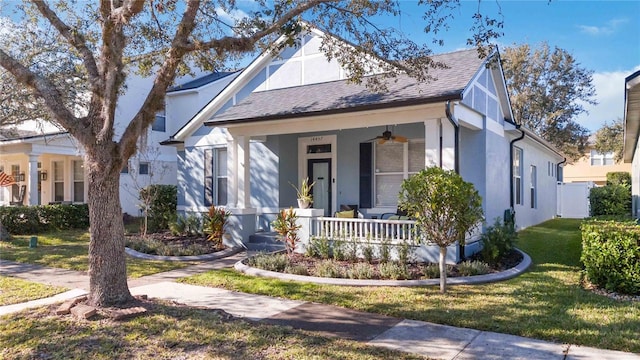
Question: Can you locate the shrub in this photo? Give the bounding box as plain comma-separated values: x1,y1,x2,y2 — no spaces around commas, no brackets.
125,236,212,256
479,218,517,266
457,260,491,276
347,263,374,279
272,208,301,255
285,264,309,276
314,260,344,278
140,184,177,232
169,213,203,236
0,204,89,235
581,220,640,295
247,253,289,272
397,240,414,264
421,263,440,279
589,184,631,217
204,206,231,248
362,240,374,263
379,237,391,263
332,240,347,261
307,236,331,259
379,262,409,280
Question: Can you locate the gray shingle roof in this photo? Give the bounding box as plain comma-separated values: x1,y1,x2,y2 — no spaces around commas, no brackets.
207,48,485,125
168,71,239,92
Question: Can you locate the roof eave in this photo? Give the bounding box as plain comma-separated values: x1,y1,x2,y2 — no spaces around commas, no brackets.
204,93,463,127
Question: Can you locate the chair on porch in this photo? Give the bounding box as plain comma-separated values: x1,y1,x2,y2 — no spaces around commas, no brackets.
334,204,359,218
10,185,26,206
381,207,410,220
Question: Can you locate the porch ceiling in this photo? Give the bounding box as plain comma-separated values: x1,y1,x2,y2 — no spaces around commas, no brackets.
624,71,640,163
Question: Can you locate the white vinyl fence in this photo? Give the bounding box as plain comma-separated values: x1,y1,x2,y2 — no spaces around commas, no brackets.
557,182,593,219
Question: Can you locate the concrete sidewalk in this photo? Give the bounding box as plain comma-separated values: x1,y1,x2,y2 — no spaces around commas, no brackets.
1,257,639,360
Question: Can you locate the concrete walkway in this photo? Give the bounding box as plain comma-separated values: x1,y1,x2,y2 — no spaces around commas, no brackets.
1,257,638,360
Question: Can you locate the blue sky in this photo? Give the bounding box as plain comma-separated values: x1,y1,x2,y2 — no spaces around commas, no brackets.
388,0,640,132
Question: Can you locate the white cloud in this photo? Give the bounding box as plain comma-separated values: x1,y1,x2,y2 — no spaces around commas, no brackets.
575,65,640,132
578,18,628,36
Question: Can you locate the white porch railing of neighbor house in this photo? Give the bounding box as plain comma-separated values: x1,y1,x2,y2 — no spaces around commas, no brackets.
313,217,418,244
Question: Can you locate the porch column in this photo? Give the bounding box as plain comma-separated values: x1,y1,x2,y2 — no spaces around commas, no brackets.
423,119,455,170
424,119,440,168
27,154,38,206
236,135,251,209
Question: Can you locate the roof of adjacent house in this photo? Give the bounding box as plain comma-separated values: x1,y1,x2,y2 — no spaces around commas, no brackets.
167,71,240,93
205,48,485,125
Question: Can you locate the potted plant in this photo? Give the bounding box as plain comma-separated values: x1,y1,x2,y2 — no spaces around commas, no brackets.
291,177,315,209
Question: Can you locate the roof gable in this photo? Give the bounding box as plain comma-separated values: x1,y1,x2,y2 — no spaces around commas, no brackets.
207,48,485,125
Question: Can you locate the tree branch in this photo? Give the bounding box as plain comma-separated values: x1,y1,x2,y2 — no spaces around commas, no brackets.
110,0,146,24
30,0,101,87
0,49,93,145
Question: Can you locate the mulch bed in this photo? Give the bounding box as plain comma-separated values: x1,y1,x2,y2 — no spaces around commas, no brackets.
266,250,523,280
125,231,222,256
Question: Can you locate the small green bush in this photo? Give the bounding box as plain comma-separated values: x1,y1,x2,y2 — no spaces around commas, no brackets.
379,238,391,263
421,263,440,279
589,184,631,217
332,240,347,261
284,264,309,276
457,260,491,276
362,241,374,263
125,236,211,256
140,184,177,232
347,263,374,279
379,262,409,280
397,240,413,264
314,260,344,278
581,220,640,295
308,236,331,259
479,218,517,266
169,213,203,236
246,253,289,272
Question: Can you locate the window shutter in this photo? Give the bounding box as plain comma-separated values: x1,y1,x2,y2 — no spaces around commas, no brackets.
204,149,213,207
359,142,372,208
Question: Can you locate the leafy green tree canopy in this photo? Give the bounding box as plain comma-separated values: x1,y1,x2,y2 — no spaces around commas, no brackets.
399,167,483,293
502,42,596,162
594,118,624,163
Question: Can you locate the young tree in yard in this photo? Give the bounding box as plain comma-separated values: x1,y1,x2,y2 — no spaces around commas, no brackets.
502,42,596,162
399,167,484,294
594,118,624,163
0,1,503,306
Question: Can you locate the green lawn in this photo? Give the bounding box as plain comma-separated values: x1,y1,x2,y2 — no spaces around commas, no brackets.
182,219,640,353
0,301,427,360
0,230,191,278
0,276,67,306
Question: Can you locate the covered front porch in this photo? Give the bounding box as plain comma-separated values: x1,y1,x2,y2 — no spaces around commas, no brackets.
208,102,485,263
0,133,87,207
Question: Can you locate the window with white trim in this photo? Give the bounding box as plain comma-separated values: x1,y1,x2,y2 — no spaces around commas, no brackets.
72,160,84,202
11,164,20,202
374,140,424,207
53,161,64,201
152,105,166,132
204,148,227,206
590,150,614,166
513,147,523,205
530,165,537,209
138,162,150,175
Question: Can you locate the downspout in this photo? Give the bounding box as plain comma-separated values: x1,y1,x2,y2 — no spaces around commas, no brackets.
556,158,567,182
445,101,462,259
444,101,460,174
509,125,525,208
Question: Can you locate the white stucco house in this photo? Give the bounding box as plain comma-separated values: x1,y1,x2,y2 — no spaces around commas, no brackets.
163,28,564,262
0,68,239,215
623,70,640,218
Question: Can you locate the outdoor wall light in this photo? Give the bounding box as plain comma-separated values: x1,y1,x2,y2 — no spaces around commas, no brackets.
39,171,48,181
16,173,25,182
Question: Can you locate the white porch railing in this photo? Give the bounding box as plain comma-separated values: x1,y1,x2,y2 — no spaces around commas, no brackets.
313,217,418,244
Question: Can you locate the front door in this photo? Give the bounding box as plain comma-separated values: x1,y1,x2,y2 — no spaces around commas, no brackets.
308,159,331,216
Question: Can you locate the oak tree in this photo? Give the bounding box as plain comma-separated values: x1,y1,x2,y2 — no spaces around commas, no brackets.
0,0,502,306
593,118,624,163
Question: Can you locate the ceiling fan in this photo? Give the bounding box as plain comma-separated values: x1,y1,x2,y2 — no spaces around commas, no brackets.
368,125,408,144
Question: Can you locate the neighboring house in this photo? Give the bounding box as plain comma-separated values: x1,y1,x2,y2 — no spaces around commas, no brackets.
0,68,239,215
163,28,564,262
623,70,640,218
563,136,630,185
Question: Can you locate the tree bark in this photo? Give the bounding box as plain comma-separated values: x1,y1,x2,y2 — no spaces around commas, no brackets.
439,246,447,294
85,149,132,307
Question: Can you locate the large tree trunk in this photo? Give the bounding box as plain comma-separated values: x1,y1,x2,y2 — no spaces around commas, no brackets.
86,151,132,307
439,246,447,294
